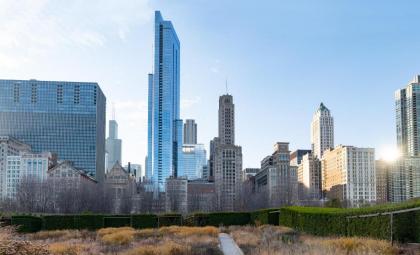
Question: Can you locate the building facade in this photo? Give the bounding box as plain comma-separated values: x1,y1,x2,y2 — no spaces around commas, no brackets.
146,11,182,192
105,162,136,213
165,177,188,214
213,95,243,211
290,149,311,166
388,157,420,202
0,79,106,181
184,119,197,144
106,120,122,172
181,144,207,180
5,152,56,199
48,161,97,189
0,136,31,198
187,180,216,213
297,153,321,202
375,159,392,204
311,103,334,159
242,168,259,181
395,75,420,156
322,145,376,207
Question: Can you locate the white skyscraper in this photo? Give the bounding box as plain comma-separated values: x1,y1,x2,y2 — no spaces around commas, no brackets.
311,103,334,159
106,120,122,172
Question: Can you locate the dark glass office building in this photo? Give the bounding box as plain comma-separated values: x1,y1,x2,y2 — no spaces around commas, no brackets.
0,79,106,181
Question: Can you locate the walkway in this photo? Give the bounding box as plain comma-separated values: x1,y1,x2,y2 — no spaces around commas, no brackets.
218,233,244,255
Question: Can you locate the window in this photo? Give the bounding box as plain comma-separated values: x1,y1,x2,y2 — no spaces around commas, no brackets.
57,85,63,103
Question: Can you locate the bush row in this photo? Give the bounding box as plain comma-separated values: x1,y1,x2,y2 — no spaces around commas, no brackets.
280,200,420,243
11,214,181,233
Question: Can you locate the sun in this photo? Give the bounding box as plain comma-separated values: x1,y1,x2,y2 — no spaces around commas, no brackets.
378,146,401,162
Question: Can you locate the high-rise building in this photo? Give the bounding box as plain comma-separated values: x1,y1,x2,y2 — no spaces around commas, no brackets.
213,94,243,211
388,157,420,202
124,163,142,182
181,144,207,180
290,149,312,166
0,136,31,198
165,176,188,214
322,145,376,207
146,11,182,192
395,75,420,156
375,159,392,204
106,120,122,172
255,142,298,207
311,103,334,159
0,79,106,181
184,119,197,144
297,153,321,202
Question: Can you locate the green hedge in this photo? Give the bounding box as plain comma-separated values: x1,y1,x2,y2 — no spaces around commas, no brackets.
280,200,420,242
11,215,42,233
158,214,182,227
190,212,251,227
74,215,104,230
131,214,157,229
104,217,131,228
251,208,280,225
43,215,75,230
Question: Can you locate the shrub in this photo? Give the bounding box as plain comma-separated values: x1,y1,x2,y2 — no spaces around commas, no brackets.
158,226,219,237
11,215,43,233
43,215,75,230
104,216,131,228
74,214,104,230
131,214,157,229
251,209,279,225
280,200,420,242
48,242,84,255
157,214,182,227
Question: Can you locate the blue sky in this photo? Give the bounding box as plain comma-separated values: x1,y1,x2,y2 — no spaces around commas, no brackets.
1,0,420,171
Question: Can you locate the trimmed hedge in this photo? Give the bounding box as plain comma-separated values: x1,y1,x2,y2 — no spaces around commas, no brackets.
251,208,280,225
74,215,104,230
131,214,157,229
280,200,420,242
158,214,182,227
104,217,131,228
11,215,42,233
43,215,75,230
190,212,251,227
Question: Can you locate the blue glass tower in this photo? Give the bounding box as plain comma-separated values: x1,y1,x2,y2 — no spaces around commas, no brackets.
147,11,182,192
0,79,106,181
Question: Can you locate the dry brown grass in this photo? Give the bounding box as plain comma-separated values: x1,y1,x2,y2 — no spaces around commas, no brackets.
316,237,398,255
29,229,94,241
122,241,190,255
48,242,88,255
158,226,219,237
99,228,136,246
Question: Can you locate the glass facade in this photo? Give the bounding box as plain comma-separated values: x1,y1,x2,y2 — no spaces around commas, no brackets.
181,144,207,180
147,11,182,192
0,79,106,181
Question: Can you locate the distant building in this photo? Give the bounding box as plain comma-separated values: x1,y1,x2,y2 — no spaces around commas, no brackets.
0,136,31,198
297,153,321,202
146,11,182,192
208,137,220,181
0,79,106,181
106,120,122,172
5,152,56,199
213,95,243,211
388,157,420,202
124,163,142,182
322,145,376,207
48,161,97,189
181,144,207,180
395,75,420,156
375,160,392,204
165,177,188,214
105,162,136,213
243,168,259,181
290,149,311,166
256,142,297,207
184,119,197,144
187,180,216,213
311,103,334,159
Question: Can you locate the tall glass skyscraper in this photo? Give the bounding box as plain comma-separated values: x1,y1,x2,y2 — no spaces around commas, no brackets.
0,79,106,181
147,11,182,192
395,75,420,156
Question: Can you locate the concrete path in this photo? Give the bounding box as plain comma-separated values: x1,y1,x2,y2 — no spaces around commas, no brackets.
218,233,244,255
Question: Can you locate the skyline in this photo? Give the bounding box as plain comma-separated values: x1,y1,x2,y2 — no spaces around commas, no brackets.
2,1,420,170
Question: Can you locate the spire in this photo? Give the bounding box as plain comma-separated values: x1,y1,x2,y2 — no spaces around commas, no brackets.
225,77,229,94
112,102,116,120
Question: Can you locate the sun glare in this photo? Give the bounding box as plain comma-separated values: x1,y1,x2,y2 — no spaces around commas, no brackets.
379,146,401,162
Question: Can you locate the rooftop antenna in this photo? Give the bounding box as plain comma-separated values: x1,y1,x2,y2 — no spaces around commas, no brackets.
225,77,228,94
